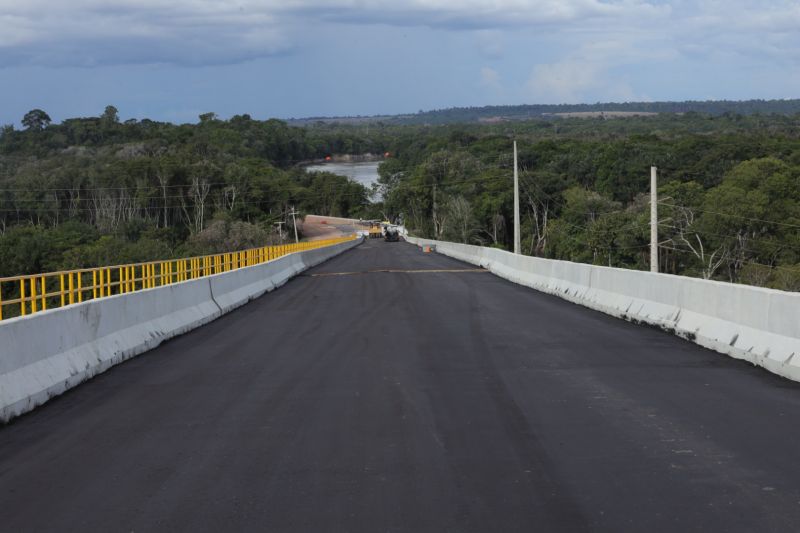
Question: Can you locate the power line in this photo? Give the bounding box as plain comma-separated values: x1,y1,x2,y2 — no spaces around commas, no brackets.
0,185,371,205
0,196,369,214
658,245,800,276
517,173,652,253
0,181,382,213
658,223,800,254
519,174,800,256
3,159,800,264
0,162,508,197
659,202,800,230
516,163,628,217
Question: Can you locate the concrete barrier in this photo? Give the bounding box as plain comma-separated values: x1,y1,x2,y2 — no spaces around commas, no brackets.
0,238,361,423
406,236,800,382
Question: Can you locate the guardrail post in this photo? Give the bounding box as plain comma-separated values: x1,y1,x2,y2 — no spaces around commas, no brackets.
30,278,38,313
20,279,26,316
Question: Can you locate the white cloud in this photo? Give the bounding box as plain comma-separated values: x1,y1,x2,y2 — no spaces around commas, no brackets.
517,0,800,104
525,35,673,103
527,61,600,103
526,60,640,103
0,0,797,72
0,1,291,66
302,0,669,29
0,0,668,66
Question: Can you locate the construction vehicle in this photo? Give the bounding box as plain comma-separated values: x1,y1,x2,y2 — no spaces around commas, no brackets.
384,226,400,242
367,221,383,239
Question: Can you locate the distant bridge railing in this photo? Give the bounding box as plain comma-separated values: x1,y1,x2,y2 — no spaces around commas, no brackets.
0,235,356,321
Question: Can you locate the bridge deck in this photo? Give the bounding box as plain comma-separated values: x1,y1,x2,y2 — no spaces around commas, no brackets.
2,240,800,532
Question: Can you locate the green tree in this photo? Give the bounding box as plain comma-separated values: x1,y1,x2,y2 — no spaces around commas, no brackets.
22,109,52,131
102,105,119,124
199,112,218,123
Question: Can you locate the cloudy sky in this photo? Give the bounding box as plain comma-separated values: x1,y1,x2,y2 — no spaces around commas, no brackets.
1,0,798,125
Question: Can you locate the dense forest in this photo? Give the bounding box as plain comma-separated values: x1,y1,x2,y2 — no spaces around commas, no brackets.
0,106,384,278
375,113,800,291
2,105,800,292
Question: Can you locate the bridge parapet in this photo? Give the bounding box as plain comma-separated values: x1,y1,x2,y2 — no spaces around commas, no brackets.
0,235,361,422
0,236,356,322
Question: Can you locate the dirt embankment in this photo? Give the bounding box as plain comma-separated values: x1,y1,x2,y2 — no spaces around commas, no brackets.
300,214,371,241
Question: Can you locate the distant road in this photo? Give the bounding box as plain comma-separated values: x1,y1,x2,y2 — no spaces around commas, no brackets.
300,214,369,240
2,241,800,532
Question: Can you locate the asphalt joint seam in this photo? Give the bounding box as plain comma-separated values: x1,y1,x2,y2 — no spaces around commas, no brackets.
304,268,488,277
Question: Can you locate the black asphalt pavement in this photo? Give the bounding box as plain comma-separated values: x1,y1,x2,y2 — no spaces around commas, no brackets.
2,240,800,532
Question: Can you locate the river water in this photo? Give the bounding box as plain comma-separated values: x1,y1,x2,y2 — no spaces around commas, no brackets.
305,161,381,189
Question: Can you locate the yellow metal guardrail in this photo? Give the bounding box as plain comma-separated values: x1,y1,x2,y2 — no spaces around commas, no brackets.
0,235,357,321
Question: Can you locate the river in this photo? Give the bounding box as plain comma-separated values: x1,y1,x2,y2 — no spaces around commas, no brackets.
305,161,381,189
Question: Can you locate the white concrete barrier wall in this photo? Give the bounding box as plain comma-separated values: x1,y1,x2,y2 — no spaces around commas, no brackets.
0,238,361,422
406,236,800,382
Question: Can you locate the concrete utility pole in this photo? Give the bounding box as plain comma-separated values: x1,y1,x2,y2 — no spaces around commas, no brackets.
650,166,658,273
513,140,521,255
289,207,299,243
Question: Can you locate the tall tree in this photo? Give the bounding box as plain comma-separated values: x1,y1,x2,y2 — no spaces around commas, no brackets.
21,109,52,131
102,105,119,124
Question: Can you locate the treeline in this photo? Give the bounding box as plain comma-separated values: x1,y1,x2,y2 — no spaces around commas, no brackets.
4,106,800,292
377,113,800,291
394,99,800,124
398,99,800,125
288,99,800,126
0,107,380,277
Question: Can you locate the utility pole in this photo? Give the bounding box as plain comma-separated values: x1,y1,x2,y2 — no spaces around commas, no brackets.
289,207,299,243
513,140,521,255
650,166,658,273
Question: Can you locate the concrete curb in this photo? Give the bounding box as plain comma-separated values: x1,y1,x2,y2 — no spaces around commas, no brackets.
406,237,800,382
0,238,362,423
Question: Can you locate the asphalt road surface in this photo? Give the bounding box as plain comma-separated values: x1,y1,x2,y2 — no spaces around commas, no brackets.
2,240,800,532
